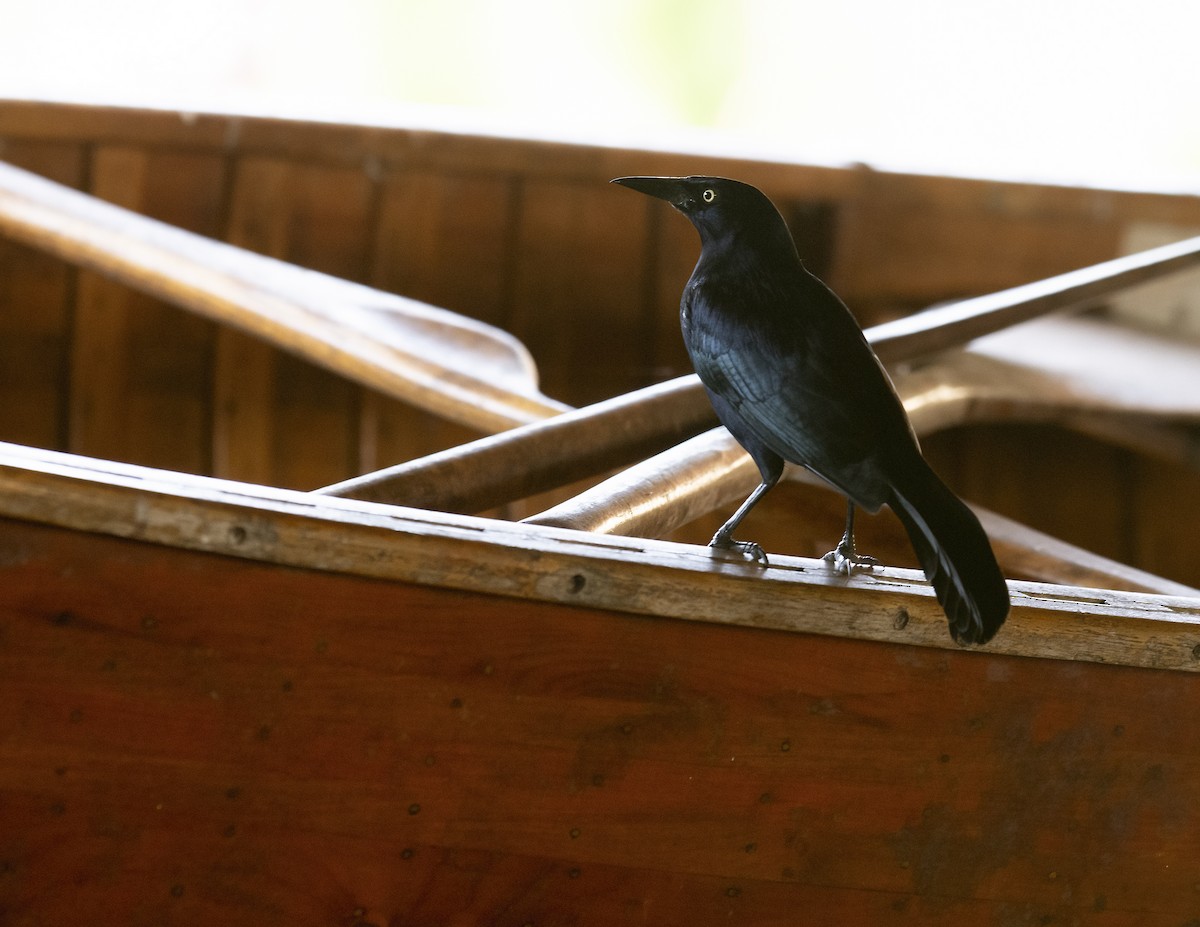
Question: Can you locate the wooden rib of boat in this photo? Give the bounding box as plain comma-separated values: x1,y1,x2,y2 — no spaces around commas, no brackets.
2,98,1200,925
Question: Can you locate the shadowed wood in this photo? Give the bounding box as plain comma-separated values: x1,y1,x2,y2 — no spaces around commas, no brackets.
358,170,517,472
3,98,1200,925
526,314,1200,545
327,236,1200,515
2,440,1199,669
2,448,1200,924
976,507,1200,597
212,157,377,487
68,146,223,473
0,159,565,434
0,141,83,449
506,179,661,406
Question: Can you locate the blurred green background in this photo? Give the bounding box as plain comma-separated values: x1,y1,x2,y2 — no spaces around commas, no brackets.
2,0,1197,189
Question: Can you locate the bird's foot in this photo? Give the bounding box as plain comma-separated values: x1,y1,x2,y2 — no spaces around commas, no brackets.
821,535,878,576
709,532,770,566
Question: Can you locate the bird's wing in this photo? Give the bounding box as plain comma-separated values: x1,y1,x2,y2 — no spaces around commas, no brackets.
687,272,912,509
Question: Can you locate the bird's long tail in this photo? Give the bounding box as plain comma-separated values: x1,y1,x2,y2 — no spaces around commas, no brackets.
886,457,1010,645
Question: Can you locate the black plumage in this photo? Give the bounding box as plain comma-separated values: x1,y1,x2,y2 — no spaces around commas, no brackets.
613,175,1009,645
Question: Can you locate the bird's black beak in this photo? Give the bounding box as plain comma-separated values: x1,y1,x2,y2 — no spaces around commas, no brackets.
612,176,692,211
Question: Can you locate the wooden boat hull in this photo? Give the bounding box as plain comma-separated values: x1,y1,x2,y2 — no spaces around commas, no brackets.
2,98,1199,923
2,98,1199,588
3,447,1199,924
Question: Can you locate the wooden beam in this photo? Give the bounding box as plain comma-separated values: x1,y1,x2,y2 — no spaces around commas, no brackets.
1,441,1198,672
526,314,1200,540
326,241,1200,513
0,159,566,433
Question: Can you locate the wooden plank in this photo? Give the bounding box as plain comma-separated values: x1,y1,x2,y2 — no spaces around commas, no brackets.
0,157,559,439
832,197,1124,319
6,101,1200,258
648,194,701,382
211,326,276,484
67,147,223,472
6,99,1200,231
357,170,516,474
215,157,376,488
1131,454,1200,589
370,169,515,325
945,424,1137,571
2,508,1200,922
1,441,1198,670
510,178,653,404
0,140,83,449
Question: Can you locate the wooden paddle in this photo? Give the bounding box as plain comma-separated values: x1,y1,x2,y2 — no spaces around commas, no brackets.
323,238,1200,511
525,312,1200,539
0,160,569,433
5,156,1199,566
4,157,1196,595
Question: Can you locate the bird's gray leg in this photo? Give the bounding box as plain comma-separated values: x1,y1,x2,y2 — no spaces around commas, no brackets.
709,474,779,566
822,500,879,575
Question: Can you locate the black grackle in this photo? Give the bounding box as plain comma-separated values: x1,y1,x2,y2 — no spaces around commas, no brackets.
613,175,1009,645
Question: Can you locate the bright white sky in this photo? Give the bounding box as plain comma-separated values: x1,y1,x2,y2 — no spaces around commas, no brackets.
2,0,1198,191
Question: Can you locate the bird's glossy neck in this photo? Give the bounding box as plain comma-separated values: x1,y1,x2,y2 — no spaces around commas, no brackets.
695,218,799,270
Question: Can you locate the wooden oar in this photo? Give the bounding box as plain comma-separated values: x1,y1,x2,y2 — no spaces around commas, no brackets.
0,160,569,432
524,312,1200,547
4,156,1197,530
324,236,1200,510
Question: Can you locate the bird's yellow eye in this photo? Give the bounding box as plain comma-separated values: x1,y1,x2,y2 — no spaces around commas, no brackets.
702,189,716,203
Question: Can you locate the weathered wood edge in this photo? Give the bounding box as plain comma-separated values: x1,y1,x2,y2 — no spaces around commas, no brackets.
2,441,1198,672
6,97,1200,214
0,159,565,433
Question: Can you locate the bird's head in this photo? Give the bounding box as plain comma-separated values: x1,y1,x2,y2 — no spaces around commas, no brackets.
611,175,792,255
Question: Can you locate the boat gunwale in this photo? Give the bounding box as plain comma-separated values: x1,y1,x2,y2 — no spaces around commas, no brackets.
2,439,1198,674
7,96,1200,206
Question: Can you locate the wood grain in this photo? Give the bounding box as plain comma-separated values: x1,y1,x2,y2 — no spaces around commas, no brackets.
68,146,222,473
215,157,375,488
2,468,1200,923
0,139,83,449
509,178,653,404
360,169,517,473
1,441,1198,671
1,97,1198,595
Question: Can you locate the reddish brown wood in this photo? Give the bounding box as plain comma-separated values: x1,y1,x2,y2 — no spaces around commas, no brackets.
0,140,83,449
509,178,653,404
67,146,223,473
360,169,515,473
1,515,1198,924
213,157,375,488
1,97,1197,586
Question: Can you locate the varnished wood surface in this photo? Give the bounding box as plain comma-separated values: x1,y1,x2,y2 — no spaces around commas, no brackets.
1,97,1198,589
0,159,562,434
2,440,1199,670
3,499,1200,924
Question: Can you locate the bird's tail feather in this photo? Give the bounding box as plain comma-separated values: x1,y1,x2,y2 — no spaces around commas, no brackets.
887,460,1010,645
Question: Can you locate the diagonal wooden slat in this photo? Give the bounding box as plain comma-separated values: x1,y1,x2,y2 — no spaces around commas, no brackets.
523,312,1200,567
0,159,567,432
325,239,1200,514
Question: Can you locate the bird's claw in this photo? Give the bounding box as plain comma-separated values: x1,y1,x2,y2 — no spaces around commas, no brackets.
822,537,878,576
709,535,770,566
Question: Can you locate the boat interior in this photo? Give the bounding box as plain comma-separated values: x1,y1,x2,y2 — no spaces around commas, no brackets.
2,98,1200,923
